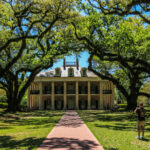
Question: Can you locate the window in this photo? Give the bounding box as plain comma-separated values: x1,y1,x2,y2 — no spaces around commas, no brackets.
43,85,51,94
81,68,87,77
30,90,39,94
55,68,61,77
79,86,88,94
103,90,112,94
68,68,74,77
91,86,99,94
55,86,63,94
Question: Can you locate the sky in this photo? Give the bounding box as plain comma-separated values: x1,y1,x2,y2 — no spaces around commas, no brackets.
50,51,90,70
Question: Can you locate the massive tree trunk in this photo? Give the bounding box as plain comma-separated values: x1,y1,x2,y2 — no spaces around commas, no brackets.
7,93,24,112
126,88,138,110
7,98,20,112
6,80,24,112
7,93,21,112
126,94,138,110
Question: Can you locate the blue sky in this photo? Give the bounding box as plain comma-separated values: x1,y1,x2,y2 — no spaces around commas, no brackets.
51,51,90,69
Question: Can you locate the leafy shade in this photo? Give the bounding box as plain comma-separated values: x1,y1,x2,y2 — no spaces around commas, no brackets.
72,10,150,109
87,0,150,24
0,0,79,112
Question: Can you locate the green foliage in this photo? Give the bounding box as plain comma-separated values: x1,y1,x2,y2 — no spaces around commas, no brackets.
138,80,150,106
87,0,150,24
0,0,79,111
0,89,6,102
72,5,150,109
0,102,8,108
118,104,127,108
118,104,127,111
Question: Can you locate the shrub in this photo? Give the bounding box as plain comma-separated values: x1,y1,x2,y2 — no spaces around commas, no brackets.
117,104,127,111
0,95,7,103
0,102,8,108
118,104,127,108
118,108,126,112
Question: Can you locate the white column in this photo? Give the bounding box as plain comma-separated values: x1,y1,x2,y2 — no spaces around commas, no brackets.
100,81,103,109
51,81,55,110
88,81,91,109
64,82,67,109
76,81,79,109
39,82,43,109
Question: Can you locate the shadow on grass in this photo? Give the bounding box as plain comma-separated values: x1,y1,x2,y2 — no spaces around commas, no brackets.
141,138,150,142
78,111,150,131
81,112,137,122
0,110,64,129
38,137,99,150
0,109,64,119
2,117,58,125
94,123,136,131
0,135,45,149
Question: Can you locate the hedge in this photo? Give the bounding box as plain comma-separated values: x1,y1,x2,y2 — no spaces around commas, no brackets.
118,104,127,108
0,102,8,108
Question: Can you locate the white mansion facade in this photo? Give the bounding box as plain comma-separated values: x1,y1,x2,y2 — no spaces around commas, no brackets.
28,59,114,110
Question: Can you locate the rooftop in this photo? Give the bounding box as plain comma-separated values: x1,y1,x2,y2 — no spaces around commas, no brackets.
36,58,98,78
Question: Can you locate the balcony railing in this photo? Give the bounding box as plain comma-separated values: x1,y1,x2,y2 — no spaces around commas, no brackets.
91,90,99,94
79,90,88,94
67,90,75,94
103,90,112,94
30,90,39,94
43,90,51,94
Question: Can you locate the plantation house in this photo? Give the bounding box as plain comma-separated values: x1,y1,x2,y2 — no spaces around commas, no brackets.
28,59,114,110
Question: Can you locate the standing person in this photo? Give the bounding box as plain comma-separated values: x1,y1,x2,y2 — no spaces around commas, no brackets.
134,102,146,140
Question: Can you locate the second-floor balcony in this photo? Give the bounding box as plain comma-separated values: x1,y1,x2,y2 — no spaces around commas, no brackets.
67,90,75,94
91,90,99,94
43,90,51,94
79,90,88,94
55,90,63,94
30,90,39,94
103,90,112,94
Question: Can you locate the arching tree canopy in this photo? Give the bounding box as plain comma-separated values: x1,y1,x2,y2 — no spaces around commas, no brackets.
0,0,79,111
71,6,150,109
0,0,150,111
87,0,150,24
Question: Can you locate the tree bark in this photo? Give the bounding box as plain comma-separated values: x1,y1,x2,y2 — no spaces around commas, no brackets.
6,84,21,112
126,92,138,110
7,97,20,112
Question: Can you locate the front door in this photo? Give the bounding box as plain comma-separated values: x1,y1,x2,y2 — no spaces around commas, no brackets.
67,98,75,110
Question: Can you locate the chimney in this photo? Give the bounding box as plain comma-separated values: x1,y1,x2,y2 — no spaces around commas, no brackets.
63,58,66,70
76,58,79,70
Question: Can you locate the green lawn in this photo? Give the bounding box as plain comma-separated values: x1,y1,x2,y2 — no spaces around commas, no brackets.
78,110,150,150
0,109,65,150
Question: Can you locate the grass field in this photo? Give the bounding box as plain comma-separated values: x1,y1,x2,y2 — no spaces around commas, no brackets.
0,109,64,150
78,110,150,150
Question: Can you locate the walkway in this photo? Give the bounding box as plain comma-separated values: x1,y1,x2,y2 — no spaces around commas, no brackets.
37,111,104,150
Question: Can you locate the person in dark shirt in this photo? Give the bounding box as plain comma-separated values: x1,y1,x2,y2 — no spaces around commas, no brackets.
134,102,146,140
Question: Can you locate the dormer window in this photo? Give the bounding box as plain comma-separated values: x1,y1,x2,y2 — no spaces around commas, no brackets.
68,68,74,77
81,68,87,77
55,68,61,77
